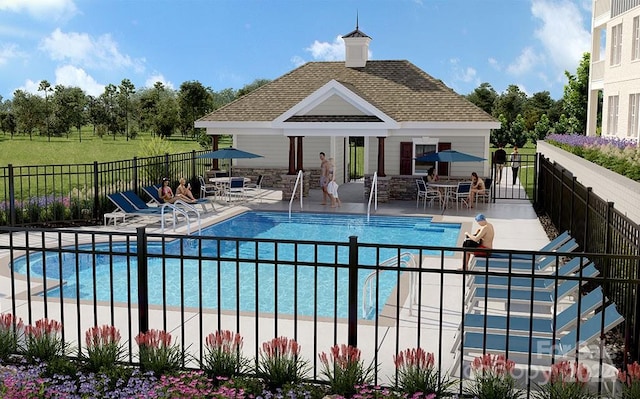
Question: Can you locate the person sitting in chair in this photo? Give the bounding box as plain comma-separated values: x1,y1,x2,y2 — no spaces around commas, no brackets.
159,177,195,204
461,213,494,271
468,172,485,208
176,177,196,201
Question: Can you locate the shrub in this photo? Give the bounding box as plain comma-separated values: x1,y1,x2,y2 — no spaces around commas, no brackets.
202,330,249,381
0,313,24,362
135,329,184,376
23,318,68,363
464,354,523,399
256,336,309,390
618,361,640,399
319,344,375,397
82,324,125,372
393,347,455,397
533,361,595,399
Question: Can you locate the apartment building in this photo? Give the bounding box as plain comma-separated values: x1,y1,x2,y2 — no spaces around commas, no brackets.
587,0,640,140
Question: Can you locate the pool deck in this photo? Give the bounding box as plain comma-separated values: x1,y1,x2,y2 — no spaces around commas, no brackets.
0,181,552,381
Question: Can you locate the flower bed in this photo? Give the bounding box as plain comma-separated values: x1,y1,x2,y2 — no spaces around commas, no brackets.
0,314,635,398
546,134,640,181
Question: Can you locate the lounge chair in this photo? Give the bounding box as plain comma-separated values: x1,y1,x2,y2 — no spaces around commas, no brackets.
244,174,264,202
469,238,579,273
459,303,624,365
452,287,606,352
142,185,214,213
487,231,572,261
465,263,600,314
468,256,589,290
107,192,176,228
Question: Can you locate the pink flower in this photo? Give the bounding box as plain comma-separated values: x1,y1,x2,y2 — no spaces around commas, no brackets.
261,336,301,358
618,361,640,386
394,348,435,370
0,313,24,332
471,354,515,376
85,325,121,349
25,318,62,339
319,344,362,369
205,330,243,353
135,329,173,348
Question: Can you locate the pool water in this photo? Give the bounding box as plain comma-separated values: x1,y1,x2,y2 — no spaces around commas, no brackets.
13,211,460,319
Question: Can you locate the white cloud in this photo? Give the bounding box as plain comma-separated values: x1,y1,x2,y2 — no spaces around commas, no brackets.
145,73,174,90
531,0,590,74
0,0,77,21
0,43,22,65
449,58,479,84
506,47,543,75
15,78,41,95
55,64,104,96
306,35,345,61
39,28,145,72
290,55,306,68
488,57,501,71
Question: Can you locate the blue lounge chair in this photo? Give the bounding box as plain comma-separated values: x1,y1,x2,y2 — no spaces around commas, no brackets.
485,231,572,261
460,303,624,365
107,192,171,224
465,263,600,313
470,238,579,273
142,185,214,212
452,287,606,352
468,256,590,291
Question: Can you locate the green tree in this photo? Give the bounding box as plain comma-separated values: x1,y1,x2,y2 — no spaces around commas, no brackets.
178,80,212,138
38,80,53,141
466,82,498,115
236,78,271,98
491,114,510,146
509,114,528,148
118,79,136,141
562,52,590,134
553,114,572,134
492,85,527,127
12,90,45,140
531,113,552,143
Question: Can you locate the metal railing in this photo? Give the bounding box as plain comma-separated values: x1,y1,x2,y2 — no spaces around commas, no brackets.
0,150,214,227
2,225,637,395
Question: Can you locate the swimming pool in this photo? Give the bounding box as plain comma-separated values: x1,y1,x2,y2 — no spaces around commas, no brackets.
12,211,460,319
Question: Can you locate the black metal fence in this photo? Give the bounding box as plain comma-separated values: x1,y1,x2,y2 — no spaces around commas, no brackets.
0,151,214,226
537,154,640,361
1,225,637,395
489,152,538,201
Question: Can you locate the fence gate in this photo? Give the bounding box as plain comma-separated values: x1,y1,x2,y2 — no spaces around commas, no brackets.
489,151,537,202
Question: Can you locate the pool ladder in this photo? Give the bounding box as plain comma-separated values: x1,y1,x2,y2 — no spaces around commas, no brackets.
362,252,417,319
160,200,201,235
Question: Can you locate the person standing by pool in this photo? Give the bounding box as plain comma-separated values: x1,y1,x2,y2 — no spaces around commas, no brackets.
327,158,342,208
461,213,494,270
511,146,521,185
319,152,330,205
493,144,506,183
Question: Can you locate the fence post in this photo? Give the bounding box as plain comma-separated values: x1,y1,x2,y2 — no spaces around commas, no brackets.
137,227,149,333
570,177,576,237
8,164,16,226
533,153,538,206
164,153,170,180
583,188,591,252
348,236,358,347
93,162,99,220
191,150,197,183
133,157,138,194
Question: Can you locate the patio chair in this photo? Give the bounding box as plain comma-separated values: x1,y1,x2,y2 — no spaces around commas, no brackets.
244,174,264,201
228,177,247,202
453,182,471,210
476,177,492,204
469,238,579,273
481,231,572,262
141,185,214,212
465,263,600,314
198,175,223,201
107,192,175,228
452,287,606,352
459,303,624,365
468,256,590,291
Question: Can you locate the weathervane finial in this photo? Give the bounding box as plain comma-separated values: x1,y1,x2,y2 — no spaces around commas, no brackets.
356,10,359,30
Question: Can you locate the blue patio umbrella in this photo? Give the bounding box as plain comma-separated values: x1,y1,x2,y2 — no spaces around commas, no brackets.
414,149,486,163
197,147,263,176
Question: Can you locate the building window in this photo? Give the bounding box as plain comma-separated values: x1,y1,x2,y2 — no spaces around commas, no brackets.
633,16,640,61
630,93,640,138
611,23,623,66
607,95,620,135
412,137,438,175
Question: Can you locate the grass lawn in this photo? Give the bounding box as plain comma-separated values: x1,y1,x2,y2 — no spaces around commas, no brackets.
0,128,204,167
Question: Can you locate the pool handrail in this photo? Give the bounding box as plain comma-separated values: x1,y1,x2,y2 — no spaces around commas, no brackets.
288,170,304,219
367,172,378,222
362,251,416,319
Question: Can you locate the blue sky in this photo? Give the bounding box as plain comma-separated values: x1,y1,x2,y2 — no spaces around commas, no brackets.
0,0,592,101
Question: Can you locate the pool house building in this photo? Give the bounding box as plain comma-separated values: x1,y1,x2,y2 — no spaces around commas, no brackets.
195,26,499,201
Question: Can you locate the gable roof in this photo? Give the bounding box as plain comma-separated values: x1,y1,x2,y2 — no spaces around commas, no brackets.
196,60,496,124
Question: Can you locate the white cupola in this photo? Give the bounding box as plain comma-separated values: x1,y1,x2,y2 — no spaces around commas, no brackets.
342,20,371,68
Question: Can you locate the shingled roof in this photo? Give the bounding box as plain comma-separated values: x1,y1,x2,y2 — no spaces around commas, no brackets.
197,60,496,124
